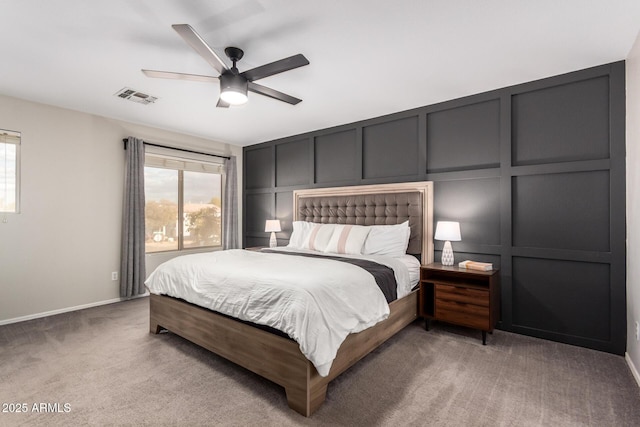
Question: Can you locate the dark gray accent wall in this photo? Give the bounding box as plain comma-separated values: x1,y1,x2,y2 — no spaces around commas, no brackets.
427,99,501,172
243,61,626,355
363,117,420,179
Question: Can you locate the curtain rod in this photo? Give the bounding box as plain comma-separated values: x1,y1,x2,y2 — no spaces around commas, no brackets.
122,138,230,160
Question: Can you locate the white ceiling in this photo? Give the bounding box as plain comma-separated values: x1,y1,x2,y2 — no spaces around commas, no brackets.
2,1,640,147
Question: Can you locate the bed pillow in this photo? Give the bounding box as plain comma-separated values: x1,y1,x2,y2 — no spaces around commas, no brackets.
287,221,316,249
323,224,371,255
362,221,411,257
301,223,337,252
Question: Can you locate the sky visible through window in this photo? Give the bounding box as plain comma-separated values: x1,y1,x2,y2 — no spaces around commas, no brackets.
144,167,221,203
144,167,178,203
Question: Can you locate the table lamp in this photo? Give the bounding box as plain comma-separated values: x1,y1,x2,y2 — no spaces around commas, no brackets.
265,219,281,248
434,221,461,266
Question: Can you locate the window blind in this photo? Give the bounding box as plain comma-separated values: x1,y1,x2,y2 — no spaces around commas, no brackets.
0,130,20,145
144,146,224,174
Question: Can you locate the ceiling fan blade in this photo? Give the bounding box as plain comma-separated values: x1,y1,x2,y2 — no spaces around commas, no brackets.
172,24,228,75
216,98,230,108
142,69,218,83
248,82,302,105
241,54,309,82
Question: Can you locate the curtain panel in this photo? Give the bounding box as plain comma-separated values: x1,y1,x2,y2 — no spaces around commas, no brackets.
120,136,146,297
223,156,238,249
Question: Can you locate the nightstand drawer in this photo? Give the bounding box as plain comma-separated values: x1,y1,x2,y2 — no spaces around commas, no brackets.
436,303,490,330
436,298,489,317
435,284,489,306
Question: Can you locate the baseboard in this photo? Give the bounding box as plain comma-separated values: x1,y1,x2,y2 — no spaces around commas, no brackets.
0,293,149,326
626,352,640,388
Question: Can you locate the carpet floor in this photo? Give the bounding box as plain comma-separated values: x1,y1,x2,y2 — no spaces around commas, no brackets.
1,297,639,426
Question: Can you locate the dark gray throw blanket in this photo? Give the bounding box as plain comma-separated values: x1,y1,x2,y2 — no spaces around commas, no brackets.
261,249,398,302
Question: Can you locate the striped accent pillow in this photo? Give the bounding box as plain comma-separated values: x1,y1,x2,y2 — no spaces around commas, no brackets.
323,224,371,255
287,221,315,249
301,224,337,252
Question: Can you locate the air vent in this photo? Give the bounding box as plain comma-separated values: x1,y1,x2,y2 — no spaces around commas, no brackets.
114,87,158,105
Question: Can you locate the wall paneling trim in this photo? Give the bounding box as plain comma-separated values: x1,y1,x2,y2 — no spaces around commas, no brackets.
243,61,626,355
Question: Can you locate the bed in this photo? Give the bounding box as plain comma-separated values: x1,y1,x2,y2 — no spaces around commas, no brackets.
146,181,434,416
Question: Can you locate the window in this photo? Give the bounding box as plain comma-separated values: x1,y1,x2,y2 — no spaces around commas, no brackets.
0,130,20,213
144,152,223,253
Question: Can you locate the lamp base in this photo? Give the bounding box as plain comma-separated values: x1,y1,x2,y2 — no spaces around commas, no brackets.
269,232,277,248
441,240,455,266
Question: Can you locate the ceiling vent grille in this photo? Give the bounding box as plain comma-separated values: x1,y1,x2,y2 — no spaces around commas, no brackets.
114,87,158,105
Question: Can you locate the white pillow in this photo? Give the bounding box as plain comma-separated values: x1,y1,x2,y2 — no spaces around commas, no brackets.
287,221,315,249
323,224,371,255
362,221,411,257
301,224,337,252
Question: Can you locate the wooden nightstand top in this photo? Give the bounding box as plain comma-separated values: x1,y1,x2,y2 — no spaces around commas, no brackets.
422,262,499,277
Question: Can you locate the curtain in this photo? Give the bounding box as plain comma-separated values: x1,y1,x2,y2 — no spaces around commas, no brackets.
223,155,238,249
120,137,146,297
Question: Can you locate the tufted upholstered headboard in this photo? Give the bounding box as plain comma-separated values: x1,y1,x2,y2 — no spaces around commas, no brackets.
293,182,434,264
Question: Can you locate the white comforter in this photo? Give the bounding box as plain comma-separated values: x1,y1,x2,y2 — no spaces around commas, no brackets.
144,248,413,376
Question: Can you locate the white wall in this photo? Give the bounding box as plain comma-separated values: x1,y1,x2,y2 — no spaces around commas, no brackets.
626,31,640,384
0,94,242,323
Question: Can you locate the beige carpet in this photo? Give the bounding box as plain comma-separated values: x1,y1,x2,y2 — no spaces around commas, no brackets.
1,297,639,426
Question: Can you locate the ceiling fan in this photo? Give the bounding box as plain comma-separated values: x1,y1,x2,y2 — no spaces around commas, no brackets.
142,24,309,108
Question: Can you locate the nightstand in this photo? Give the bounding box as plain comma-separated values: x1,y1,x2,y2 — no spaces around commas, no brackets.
419,263,500,345
244,246,267,251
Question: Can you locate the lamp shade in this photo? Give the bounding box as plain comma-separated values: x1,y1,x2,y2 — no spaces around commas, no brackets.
434,221,461,241
264,220,281,233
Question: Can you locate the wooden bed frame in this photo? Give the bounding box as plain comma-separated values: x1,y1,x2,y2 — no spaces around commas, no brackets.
149,181,434,416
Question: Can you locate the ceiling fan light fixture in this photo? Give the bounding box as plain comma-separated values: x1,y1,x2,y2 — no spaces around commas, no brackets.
220,89,248,105
220,73,248,105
